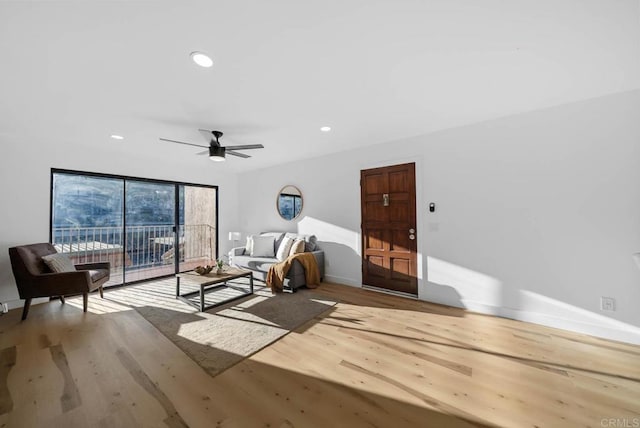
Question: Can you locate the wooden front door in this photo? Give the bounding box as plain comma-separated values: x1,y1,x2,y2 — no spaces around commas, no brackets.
361,162,418,295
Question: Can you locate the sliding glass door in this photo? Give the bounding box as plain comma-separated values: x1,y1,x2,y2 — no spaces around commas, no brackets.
50,170,218,286
124,180,176,282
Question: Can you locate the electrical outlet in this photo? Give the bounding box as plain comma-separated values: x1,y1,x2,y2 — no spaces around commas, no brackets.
600,297,615,312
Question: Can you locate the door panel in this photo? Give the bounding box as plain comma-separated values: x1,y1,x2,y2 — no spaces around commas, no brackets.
366,256,386,278
366,230,385,250
361,163,417,295
365,201,387,222
389,201,410,223
391,229,411,252
364,173,385,195
124,181,176,282
391,258,410,277
51,173,125,287
388,171,407,193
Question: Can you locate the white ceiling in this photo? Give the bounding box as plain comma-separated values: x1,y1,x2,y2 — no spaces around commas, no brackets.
1,0,639,172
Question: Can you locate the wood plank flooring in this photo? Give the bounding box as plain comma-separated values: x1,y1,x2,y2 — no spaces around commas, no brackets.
0,281,638,427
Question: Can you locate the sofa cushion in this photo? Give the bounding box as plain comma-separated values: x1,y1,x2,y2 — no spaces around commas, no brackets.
232,255,277,274
251,235,276,257
42,253,76,273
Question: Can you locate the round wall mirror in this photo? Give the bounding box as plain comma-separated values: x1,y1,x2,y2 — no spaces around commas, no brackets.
277,185,303,220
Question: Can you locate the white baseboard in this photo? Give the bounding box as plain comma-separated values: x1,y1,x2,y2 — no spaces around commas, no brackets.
1,297,48,312
462,299,640,345
323,279,640,345
324,274,361,287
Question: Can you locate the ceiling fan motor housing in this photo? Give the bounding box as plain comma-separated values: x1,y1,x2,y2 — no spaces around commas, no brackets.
209,145,226,161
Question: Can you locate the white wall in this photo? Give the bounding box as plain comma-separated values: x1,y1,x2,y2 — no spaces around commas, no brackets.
237,90,640,344
0,136,240,306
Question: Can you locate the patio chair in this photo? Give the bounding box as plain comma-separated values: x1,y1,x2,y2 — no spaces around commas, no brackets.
8,243,110,320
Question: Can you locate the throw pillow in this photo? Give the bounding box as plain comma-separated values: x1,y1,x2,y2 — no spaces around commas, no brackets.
285,233,318,252
260,232,285,252
245,235,255,255
42,253,76,273
251,235,276,257
276,236,295,261
303,235,318,252
289,239,305,256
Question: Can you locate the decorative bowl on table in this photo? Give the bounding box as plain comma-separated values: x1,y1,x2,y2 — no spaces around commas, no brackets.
194,265,214,275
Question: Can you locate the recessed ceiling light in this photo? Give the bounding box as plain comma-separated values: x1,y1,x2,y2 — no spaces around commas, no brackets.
110,134,124,140
320,126,331,132
190,51,213,68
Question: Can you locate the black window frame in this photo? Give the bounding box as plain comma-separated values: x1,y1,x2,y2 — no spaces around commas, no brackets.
49,168,219,286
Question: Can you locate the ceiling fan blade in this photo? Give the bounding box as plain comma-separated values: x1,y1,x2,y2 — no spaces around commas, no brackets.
159,138,209,149
196,150,209,155
198,128,223,147
226,150,251,158
198,128,214,140
224,144,264,150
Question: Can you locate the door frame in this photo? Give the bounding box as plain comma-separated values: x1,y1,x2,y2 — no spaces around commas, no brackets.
358,157,424,297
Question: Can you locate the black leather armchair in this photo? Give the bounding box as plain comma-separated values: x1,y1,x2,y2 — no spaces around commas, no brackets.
8,243,110,320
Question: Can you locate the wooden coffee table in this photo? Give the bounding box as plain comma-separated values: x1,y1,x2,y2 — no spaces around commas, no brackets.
176,268,254,312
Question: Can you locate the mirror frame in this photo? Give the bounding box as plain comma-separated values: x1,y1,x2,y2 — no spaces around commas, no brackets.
276,185,303,220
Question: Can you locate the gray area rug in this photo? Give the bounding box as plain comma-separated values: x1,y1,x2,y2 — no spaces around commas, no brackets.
106,277,337,377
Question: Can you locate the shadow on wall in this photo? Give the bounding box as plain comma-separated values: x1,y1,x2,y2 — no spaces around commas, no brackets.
423,281,466,309
314,241,361,284
297,216,362,285
426,256,503,312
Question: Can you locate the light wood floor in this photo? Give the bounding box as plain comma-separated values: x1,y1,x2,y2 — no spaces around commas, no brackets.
0,282,638,427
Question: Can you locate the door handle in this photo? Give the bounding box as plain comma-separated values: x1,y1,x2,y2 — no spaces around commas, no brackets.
409,234,415,240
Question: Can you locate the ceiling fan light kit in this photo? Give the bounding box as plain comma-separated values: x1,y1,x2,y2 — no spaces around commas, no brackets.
209,146,226,161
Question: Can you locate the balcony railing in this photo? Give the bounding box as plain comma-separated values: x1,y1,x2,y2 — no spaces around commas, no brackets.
52,224,216,285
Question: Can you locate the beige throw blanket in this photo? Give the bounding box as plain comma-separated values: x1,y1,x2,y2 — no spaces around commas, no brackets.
267,252,320,292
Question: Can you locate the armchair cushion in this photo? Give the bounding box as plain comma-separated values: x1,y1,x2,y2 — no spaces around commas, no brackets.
42,253,76,273
88,269,109,283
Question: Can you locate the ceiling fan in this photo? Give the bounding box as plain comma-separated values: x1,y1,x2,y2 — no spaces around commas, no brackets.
159,129,264,162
